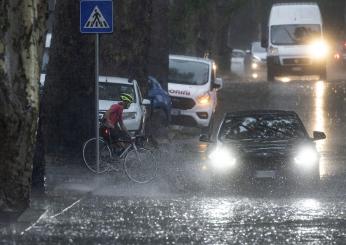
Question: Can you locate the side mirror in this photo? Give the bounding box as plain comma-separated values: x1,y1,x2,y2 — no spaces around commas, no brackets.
213,77,223,90
313,131,326,141
199,134,210,142
261,35,268,48
142,99,151,106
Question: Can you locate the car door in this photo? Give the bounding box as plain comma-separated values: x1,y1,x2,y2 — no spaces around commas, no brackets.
231,50,245,77
135,82,147,133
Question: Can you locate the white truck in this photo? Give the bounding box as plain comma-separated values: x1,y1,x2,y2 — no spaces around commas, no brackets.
168,55,223,135
262,3,328,81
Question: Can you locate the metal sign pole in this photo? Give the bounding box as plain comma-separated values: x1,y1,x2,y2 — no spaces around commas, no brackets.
96,33,100,172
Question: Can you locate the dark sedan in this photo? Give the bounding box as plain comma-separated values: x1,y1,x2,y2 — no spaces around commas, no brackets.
200,110,326,184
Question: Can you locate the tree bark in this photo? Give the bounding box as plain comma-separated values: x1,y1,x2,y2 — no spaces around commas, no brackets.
0,0,47,211
43,0,95,153
100,0,153,94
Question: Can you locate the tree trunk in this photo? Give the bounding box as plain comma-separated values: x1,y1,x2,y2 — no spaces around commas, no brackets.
0,0,47,211
147,0,169,90
43,0,95,153
100,0,153,94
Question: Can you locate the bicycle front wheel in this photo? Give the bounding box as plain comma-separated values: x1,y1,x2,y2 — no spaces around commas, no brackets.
82,138,112,174
124,148,158,183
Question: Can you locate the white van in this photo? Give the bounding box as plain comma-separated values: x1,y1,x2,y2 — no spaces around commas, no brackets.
168,55,223,132
262,3,328,81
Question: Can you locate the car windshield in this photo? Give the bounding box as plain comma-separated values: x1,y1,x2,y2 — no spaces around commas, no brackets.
219,114,306,141
252,42,266,52
168,59,209,85
271,24,321,45
99,82,136,102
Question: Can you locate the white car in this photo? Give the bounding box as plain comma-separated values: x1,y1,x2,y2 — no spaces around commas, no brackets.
168,55,223,134
98,76,150,135
230,49,246,77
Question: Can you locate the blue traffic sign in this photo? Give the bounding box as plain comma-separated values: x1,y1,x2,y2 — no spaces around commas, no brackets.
80,0,113,33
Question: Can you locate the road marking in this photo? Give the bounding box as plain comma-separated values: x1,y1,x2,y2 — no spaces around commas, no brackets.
21,209,49,235
50,199,82,219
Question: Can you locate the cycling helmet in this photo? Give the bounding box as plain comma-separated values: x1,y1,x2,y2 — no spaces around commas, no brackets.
120,93,134,104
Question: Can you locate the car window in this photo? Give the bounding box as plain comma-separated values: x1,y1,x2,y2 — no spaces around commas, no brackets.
232,51,245,58
99,82,136,103
219,114,306,141
168,59,210,85
252,42,266,53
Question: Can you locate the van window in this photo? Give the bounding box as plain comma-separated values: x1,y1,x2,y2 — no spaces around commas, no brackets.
271,24,321,45
232,51,245,58
99,82,136,102
169,59,209,85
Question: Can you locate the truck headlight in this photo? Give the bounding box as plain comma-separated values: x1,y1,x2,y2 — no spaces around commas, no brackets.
294,146,318,167
309,40,329,59
208,147,236,170
123,112,137,120
197,92,211,106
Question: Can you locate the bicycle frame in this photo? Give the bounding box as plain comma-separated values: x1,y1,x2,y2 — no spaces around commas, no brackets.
101,126,139,160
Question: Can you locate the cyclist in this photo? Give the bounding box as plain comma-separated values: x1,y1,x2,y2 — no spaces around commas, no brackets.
102,93,133,144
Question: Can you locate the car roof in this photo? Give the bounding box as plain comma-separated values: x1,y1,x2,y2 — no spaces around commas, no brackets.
224,110,299,118
169,54,213,65
99,76,136,85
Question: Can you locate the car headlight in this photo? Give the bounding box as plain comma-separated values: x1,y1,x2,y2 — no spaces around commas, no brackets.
197,92,211,106
251,62,259,69
123,112,137,120
268,46,279,56
208,146,236,170
309,40,329,59
294,146,318,167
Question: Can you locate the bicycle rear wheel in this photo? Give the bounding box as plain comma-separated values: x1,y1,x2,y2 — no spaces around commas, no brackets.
124,148,158,183
82,138,112,173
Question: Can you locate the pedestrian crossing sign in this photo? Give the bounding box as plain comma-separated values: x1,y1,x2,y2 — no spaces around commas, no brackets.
80,0,113,33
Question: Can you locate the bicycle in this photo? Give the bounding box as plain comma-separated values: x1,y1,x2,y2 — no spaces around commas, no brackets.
82,127,158,184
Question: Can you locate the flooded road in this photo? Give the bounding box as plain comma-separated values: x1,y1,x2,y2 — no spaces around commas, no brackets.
2,78,346,244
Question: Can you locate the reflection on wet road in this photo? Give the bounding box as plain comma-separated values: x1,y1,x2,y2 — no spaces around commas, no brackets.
4,195,346,244
2,79,346,244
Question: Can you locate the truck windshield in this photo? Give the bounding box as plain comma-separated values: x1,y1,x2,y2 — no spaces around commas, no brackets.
99,82,136,102
168,59,209,85
271,24,321,45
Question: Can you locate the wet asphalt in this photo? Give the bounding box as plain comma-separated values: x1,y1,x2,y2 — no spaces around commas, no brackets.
2,69,346,244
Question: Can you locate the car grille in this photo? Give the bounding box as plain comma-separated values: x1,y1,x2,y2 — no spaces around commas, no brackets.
171,115,197,127
246,157,287,170
283,58,311,65
170,96,195,110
